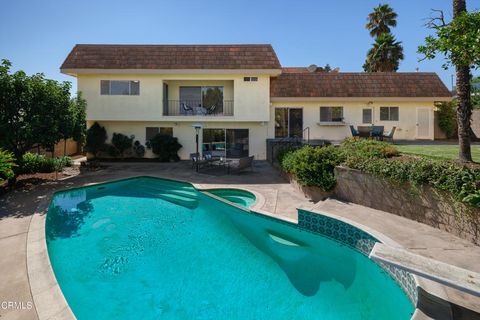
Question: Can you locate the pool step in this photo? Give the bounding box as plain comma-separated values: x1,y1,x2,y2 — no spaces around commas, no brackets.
138,184,199,199
142,190,199,209
137,183,199,209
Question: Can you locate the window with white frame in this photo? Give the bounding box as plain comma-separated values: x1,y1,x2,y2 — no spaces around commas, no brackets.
320,106,344,122
101,80,140,95
379,107,399,121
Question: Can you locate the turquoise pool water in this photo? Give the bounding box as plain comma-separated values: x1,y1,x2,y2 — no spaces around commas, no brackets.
46,177,414,320
204,188,256,208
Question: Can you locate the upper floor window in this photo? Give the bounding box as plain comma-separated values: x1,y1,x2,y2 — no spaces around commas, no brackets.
101,80,140,95
320,106,343,122
380,107,399,121
243,77,258,82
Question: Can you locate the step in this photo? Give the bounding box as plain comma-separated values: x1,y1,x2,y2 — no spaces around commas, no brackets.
137,184,198,200
142,191,199,209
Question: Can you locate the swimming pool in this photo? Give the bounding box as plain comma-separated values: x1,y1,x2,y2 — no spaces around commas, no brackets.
46,176,414,319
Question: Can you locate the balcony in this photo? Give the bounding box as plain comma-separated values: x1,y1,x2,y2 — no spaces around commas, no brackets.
163,100,234,116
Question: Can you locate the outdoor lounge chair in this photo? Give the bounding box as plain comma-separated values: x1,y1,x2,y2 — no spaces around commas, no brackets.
350,125,359,137
383,127,396,142
181,103,193,115
206,105,217,115
371,126,385,140
230,156,254,173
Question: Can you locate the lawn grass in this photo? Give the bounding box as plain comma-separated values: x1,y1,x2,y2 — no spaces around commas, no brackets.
396,144,480,162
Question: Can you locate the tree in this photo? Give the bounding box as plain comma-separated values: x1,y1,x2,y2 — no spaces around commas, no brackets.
0,59,74,159
418,3,480,161
85,122,107,158
363,33,404,72
111,133,134,159
366,4,398,37
59,93,87,155
146,134,182,162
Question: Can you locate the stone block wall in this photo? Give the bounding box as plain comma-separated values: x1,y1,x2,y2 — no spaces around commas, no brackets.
334,166,480,245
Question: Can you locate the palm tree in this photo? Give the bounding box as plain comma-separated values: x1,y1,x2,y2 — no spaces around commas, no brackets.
363,33,404,72
453,0,473,162
366,4,398,37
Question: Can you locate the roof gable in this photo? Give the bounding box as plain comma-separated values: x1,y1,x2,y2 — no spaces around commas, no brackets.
61,44,281,70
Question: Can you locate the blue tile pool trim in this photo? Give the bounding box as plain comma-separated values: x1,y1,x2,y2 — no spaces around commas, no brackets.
298,209,418,305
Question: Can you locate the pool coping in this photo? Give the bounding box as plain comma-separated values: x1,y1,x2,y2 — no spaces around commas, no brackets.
26,175,437,320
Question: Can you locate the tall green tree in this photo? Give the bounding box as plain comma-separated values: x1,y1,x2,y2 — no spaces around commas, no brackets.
364,4,403,72
363,33,404,72
0,59,75,159
418,2,480,162
366,4,398,37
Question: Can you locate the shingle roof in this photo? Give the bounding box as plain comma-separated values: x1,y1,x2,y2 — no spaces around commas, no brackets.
270,71,452,98
61,44,281,70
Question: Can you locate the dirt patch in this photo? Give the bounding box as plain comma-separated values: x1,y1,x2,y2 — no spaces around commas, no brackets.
0,166,80,194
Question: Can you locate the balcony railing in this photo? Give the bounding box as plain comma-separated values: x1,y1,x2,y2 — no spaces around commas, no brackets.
163,100,234,116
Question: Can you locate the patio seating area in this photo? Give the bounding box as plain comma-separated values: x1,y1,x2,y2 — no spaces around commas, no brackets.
350,125,396,141
190,152,254,174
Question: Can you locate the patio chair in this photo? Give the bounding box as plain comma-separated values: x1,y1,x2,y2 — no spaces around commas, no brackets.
383,127,396,142
371,126,385,140
206,105,217,115
350,125,359,137
230,156,254,173
181,103,193,115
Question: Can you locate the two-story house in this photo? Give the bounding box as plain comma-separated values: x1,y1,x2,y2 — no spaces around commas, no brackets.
61,44,451,160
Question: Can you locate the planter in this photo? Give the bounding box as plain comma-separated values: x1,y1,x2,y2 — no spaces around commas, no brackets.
284,172,334,202
334,166,480,245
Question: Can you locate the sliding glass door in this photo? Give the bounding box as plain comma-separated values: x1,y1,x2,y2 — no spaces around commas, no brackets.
275,108,303,138
202,128,249,158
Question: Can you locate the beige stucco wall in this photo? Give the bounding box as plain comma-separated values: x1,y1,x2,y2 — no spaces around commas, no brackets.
88,120,268,160
270,100,437,140
78,73,270,122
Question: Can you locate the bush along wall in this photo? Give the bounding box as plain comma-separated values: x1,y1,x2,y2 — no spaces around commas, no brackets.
279,138,480,243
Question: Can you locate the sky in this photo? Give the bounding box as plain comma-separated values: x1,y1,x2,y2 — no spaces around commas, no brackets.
1,0,479,94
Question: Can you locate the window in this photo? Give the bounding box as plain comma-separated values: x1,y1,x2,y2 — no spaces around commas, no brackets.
202,128,249,158
243,77,258,82
380,107,399,121
101,80,140,95
275,108,303,138
362,109,372,124
145,127,173,141
320,107,343,122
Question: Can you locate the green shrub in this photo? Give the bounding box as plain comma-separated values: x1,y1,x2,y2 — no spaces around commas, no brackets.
341,137,399,158
0,149,16,182
133,140,145,158
146,134,182,162
19,153,72,174
276,146,297,164
436,101,457,138
85,122,107,158
280,145,345,191
111,133,134,158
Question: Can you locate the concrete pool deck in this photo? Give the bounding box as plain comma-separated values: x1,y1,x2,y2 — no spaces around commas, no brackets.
1,161,479,319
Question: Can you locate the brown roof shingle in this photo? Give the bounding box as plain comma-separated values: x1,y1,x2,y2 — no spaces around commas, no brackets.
270,71,452,98
61,44,281,70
